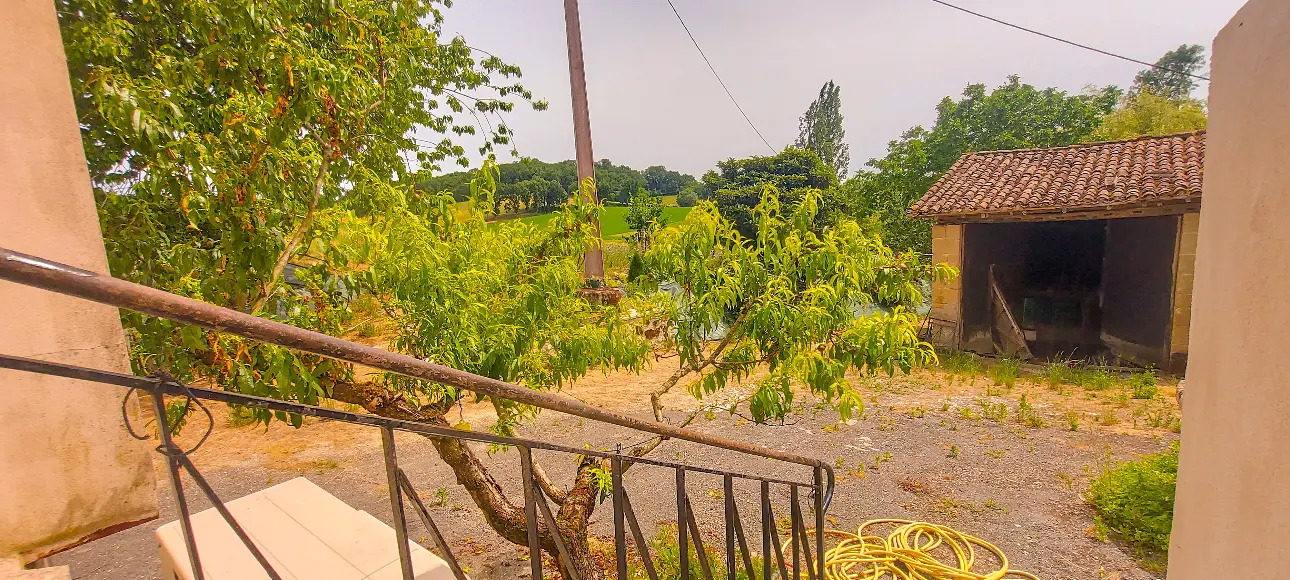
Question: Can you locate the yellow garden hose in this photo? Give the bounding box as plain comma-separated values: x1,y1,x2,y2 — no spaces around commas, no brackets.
796,519,1039,580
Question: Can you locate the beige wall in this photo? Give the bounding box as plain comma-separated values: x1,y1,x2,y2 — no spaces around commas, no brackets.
928,224,963,348
1169,0,1290,575
0,0,157,563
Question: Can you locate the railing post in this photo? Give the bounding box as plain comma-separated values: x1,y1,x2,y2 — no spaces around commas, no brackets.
676,468,689,580
381,426,415,580
761,480,772,580
520,446,544,580
723,475,735,579
151,391,205,580
790,485,801,580
814,466,826,579
612,452,627,580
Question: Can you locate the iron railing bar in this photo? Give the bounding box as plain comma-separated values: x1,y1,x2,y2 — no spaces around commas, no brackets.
395,469,469,580
172,454,282,580
723,475,735,579
676,469,688,580
621,492,658,580
519,447,544,580
730,494,755,577
683,497,715,580
814,467,826,580
532,475,581,580
0,248,829,471
151,391,205,580
791,499,815,580
381,427,416,580
761,481,771,580
764,483,790,580
790,486,802,580
0,354,818,489
612,454,628,580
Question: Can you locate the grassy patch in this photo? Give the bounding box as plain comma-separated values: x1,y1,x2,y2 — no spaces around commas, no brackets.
1087,443,1179,571
939,351,984,376
989,357,1021,388
517,206,692,240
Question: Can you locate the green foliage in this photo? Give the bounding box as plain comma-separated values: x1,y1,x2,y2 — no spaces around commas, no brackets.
597,159,649,204
643,165,698,197
643,187,953,424
795,80,850,181
625,188,666,249
363,172,651,436
1017,393,1046,428
675,186,699,208
1132,44,1207,100
845,76,1119,253
938,351,984,376
629,524,758,580
1130,371,1159,400
1087,443,1179,563
702,148,839,238
517,205,692,241
64,0,543,407
1091,91,1207,141
989,357,1021,388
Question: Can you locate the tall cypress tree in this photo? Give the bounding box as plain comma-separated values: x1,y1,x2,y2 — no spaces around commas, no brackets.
795,80,851,181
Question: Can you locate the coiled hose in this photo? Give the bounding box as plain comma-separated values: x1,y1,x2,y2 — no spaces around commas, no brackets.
798,519,1039,579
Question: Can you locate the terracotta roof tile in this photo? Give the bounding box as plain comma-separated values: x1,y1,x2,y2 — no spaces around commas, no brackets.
908,131,1204,219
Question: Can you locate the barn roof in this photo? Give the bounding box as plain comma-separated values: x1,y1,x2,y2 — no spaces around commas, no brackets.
908,131,1205,221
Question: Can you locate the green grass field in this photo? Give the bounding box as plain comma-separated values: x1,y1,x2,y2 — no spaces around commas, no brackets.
516,206,692,239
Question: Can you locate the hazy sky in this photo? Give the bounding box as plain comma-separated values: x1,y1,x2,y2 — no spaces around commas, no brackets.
425,0,1245,177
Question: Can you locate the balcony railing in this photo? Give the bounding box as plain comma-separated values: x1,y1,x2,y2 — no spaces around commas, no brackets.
0,247,834,579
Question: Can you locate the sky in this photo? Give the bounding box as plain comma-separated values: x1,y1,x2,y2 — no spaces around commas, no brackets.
423,0,1246,177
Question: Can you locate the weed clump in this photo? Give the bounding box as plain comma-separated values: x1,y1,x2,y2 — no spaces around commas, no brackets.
988,357,1021,388
1087,443,1179,570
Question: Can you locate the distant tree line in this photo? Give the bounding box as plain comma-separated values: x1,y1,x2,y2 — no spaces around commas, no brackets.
419,158,698,214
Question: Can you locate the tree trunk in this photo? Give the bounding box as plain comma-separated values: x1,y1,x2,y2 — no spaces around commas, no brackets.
330,382,603,579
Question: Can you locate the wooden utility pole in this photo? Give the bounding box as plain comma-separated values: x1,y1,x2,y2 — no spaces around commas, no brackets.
563,0,604,281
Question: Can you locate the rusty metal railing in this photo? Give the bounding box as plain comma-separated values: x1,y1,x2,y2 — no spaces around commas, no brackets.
0,247,835,579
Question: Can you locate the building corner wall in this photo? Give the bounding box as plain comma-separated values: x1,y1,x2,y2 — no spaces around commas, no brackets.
1168,213,1199,372
1168,0,1290,576
928,224,963,349
0,0,158,563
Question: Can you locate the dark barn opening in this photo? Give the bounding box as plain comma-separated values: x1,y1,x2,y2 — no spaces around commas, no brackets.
958,216,1180,364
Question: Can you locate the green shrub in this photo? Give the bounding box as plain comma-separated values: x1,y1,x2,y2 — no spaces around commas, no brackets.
630,523,759,579
989,357,1020,388
627,253,647,282
939,351,984,376
1087,443,1179,564
1129,371,1159,400
676,189,698,207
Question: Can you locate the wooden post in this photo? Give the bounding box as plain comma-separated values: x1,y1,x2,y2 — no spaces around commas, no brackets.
563,0,604,281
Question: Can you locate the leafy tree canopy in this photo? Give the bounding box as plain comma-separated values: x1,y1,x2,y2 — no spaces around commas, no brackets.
1091,91,1207,142
845,76,1119,254
61,0,544,409
420,158,697,210
795,80,850,181
643,165,697,197
625,187,666,249
1132,44,1207,100
702,147,838,238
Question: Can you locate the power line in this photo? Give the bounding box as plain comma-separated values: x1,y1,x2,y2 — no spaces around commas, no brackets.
665,0,776,153
927,0,1210,82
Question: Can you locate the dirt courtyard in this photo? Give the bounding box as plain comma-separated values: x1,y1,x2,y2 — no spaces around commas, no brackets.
49,362,1178,579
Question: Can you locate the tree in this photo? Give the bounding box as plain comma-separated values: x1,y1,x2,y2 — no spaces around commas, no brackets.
676,184,699,207
1132,44,1206,100
594,159,646,204
642,165,696,197
625,187,665,249
795,80,851,181
1091,91,1207,141
702,147,838,238
847,76,1119,254
62,1,952,576
639,187,952,433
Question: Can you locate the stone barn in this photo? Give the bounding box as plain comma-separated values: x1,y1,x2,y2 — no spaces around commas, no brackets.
910,131,1204,372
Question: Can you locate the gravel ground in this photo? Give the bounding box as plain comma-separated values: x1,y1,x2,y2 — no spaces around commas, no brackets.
48,368,1177,580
